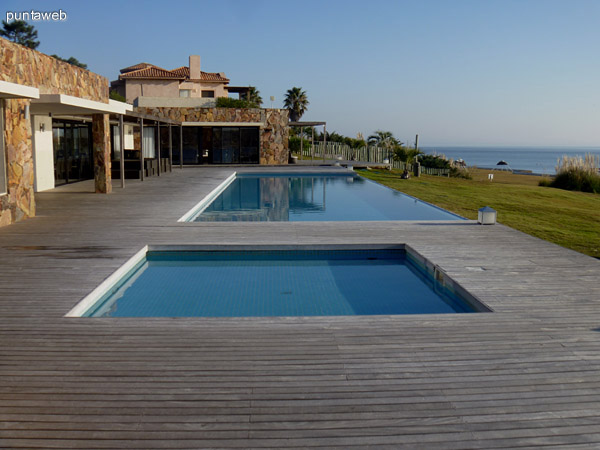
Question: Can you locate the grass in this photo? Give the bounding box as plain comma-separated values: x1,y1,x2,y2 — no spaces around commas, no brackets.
359,168,600,258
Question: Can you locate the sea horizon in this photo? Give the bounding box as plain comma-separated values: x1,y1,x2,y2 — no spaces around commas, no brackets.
420,145,600,175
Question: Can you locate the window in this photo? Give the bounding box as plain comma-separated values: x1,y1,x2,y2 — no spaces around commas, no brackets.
142,126,156,158
179,89,191,98
201,90,215,98
0,100,7,195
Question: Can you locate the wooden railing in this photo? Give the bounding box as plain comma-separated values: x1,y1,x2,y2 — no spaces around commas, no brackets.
297,142,450,176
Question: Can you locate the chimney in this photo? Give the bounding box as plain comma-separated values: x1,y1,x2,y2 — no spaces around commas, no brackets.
189,55,201,80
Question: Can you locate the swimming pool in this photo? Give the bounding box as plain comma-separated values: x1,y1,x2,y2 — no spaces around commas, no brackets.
67,246,488,318
181,173,464,222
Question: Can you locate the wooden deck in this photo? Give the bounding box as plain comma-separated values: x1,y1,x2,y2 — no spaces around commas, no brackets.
1,166,600,449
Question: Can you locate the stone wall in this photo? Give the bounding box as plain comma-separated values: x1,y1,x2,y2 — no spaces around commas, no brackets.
92,114,112,194
0,98,34,226
261,109,289,165
136,106,289,164
0,38,108,101
0,37,109,227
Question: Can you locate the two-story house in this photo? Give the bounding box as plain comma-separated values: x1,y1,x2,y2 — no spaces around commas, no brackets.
111,55,231,106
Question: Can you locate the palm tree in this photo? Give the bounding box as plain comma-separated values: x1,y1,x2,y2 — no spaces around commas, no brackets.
284,87,309,122
246,86,262,107
367,130,400,150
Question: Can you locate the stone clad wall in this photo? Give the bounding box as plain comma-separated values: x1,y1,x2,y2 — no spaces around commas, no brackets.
0,38,108,101
0,37,109,227
261,109,289,165
137,107,289,164
0,98,34,226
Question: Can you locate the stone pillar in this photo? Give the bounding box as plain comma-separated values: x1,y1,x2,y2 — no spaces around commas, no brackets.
92,114,112,193
1,98,35,226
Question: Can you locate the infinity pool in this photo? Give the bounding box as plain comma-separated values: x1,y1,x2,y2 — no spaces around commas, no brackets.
183,173,464,222
71,248,487,318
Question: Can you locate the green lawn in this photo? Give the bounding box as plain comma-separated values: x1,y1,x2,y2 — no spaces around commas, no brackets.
359,168,600,258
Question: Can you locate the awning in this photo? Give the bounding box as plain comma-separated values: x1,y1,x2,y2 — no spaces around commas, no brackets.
0,80,40,99
30,94,133,115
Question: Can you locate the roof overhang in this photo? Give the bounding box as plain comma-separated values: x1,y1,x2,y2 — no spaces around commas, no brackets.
288,121,326,127
182,121,263,127
0,80,40,99
30,94,133,115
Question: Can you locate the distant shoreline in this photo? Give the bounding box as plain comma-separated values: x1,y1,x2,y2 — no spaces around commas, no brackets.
472,167,548,177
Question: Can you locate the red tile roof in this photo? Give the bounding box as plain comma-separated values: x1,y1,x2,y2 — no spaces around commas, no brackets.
120,63,155,74
170,66,230,82
119,62,229,83
120,66,185,80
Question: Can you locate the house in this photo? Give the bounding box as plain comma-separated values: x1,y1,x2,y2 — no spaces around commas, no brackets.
1,41,290,229
111,56,236,106
0,37,143,227
113,55,289,166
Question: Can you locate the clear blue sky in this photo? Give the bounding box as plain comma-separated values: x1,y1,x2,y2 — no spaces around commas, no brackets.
4,0,599,147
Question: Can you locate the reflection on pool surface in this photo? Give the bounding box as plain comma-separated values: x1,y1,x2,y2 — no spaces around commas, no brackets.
188,174,464,222
81,249,483,317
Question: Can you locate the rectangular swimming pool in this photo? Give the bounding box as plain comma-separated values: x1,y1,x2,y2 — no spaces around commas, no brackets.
68,246,489,318
181,173,464,222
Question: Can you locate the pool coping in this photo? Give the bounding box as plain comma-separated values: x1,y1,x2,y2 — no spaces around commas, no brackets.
177,172,237,222
65,243,492,318
177,170,466,223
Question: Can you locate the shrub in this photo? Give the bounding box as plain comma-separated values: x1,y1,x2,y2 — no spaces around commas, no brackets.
419,154,450,169
216,97,260,108
538,178,552,187
550,154,600,193
109,90,126,103
449,167,472,179
393,146,422,163
289,136,312,153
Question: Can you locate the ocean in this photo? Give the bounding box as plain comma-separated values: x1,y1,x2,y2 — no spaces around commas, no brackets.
420,146,600,175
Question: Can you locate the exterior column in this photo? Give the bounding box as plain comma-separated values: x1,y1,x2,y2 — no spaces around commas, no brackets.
168,124,173,172
179,126,183,169
156,122,160,176
0,98,35,225
92,113,112,194
119,115,125,188
139,118,144,181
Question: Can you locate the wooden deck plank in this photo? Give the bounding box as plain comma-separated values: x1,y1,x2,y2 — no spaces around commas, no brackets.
1,167,600,448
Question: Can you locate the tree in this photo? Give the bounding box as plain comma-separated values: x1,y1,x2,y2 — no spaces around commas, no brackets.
246,87,262,107
393,145,422,163
284,87,309,122
367,130,400,150
0,20,39,49
109,90,127,103
51,55,87,69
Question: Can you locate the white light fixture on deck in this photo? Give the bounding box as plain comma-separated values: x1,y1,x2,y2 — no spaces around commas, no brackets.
478,206,497,225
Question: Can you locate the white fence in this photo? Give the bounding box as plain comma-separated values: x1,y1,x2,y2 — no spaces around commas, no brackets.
297,142,450,176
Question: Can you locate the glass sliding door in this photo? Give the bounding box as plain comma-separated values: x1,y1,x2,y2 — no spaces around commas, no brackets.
210,127,259,164
221,127,240,164
52,120,93,185
240,128,259,163
181,127,200,164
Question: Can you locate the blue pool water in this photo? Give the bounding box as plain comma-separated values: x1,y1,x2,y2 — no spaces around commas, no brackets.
84,250,480,317
189,174,463,222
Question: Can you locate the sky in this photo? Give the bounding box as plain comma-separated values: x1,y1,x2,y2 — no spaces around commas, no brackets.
3,0,599,147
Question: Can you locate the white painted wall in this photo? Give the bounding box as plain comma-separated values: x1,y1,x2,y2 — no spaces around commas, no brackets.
135,96,215,108
32,115,55,192
124,124,134,149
